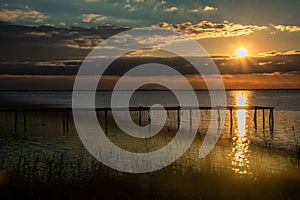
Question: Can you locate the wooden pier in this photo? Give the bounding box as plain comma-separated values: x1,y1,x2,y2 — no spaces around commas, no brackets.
0,106,274,136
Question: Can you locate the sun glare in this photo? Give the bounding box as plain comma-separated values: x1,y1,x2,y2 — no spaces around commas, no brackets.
236,48,248,57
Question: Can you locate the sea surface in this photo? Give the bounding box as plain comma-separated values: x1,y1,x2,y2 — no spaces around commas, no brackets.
0,90,299,179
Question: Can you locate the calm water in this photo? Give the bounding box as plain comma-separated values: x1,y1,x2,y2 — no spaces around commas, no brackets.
0,90,299,179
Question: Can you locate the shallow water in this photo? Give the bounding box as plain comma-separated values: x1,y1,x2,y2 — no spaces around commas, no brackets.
0,90,299,180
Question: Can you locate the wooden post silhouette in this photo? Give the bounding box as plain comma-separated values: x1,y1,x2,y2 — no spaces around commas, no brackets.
0,106,276,139
139,106,142,126
217,107,220,129
230,108,233,133
177,106,180,130
262,109,265,130
254,107,257,129
105,107,108,135
269,108,274,132
189,108,192,135
148,108,151,133
96,111,100,119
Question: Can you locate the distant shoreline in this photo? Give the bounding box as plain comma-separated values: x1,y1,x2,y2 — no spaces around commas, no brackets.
0,89,299,92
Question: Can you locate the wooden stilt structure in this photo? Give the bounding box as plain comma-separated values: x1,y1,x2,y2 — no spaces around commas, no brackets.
1,105,275,138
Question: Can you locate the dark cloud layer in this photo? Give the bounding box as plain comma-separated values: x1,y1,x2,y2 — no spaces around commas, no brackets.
0,22,129,60
0,22,299,77
0,22,299,90
1,55,300,76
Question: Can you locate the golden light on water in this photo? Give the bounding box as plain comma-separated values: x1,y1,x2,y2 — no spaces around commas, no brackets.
230,92,251,175
237,93,246,136
236,93,246,106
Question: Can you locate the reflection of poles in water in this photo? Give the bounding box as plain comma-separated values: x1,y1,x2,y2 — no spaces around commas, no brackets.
230,108,233,135
259,108,274,148
23,111,27,139
177,106,180,131
62,109,69,135
189,108,192,135
148,108,151,134
139,106,142,126
253,107,257,129
263,109,265,130
14,111,18,138
262,112,274,149
262,128,273,149
217,107,221,131
105,107,108,135
14,111,27,139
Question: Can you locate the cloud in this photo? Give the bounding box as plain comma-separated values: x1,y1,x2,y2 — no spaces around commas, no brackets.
220,73,300,89
258,61,272,66
82,14,107,23
0,23,299,89
212,51,300,75
190,9,199,13
0,9,48,23
123,4,135,12
273,24,300,32
84,0,101,2
257,50,300,57
165,7,178,12
157,20,267,39
203,6,217,11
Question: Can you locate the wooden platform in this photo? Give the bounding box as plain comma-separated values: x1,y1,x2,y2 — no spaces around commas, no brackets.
0,106,274,136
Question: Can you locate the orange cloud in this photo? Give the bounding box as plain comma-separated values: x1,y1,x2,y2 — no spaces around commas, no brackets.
82,14,107,23
165,7,178,12
273,25,300,32
203,6,217,11
157,21,267,40
0,9,48,22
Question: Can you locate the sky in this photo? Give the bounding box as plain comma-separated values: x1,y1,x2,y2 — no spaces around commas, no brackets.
0,0,299,89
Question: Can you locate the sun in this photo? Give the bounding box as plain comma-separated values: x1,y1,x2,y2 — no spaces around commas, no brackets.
236,48,248,57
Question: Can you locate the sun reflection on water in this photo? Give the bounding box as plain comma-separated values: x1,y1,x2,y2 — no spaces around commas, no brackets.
230,92,251,175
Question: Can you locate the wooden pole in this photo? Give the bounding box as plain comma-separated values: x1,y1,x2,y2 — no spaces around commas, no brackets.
230,108,233,133
148,108,151,133
105,107,108,135
217,107,220,129
189,108,192,135
269,108,274,132
139,106,142,126
262,109,265,130
177,106,180,130
254,107,257,129
271,108,274,130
